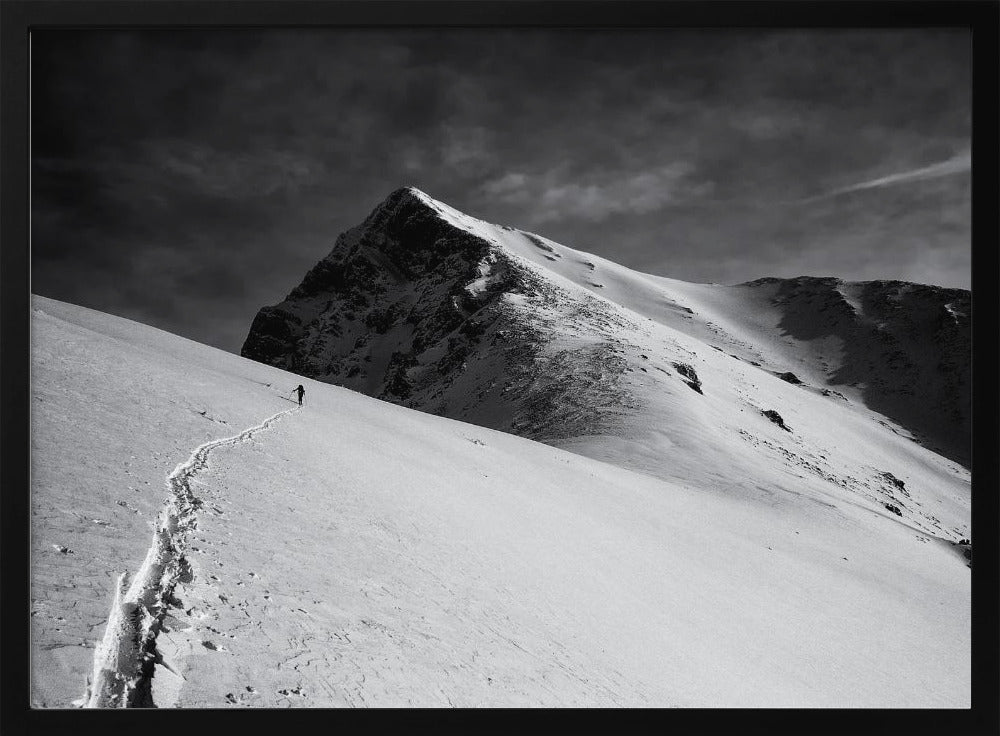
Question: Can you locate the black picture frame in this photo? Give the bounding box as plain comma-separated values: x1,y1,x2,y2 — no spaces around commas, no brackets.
3,2,997,734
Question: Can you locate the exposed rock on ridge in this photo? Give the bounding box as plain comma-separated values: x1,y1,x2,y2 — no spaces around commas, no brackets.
242,187,638,441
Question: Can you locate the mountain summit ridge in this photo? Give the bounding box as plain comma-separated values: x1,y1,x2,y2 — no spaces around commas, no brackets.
242,187,969,469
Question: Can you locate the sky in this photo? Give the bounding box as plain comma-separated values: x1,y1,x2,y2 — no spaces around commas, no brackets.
31,29,971,353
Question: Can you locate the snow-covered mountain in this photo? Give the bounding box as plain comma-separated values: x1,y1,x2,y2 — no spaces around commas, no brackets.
243,187,970,528
31,296,971,708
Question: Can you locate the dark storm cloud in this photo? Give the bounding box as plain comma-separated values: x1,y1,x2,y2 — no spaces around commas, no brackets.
32,29,970,351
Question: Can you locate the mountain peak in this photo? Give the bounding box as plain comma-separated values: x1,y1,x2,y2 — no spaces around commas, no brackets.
381,185,430,204
357,186,485,242
376,185,448,214
400,185,433,201
366,185,436,217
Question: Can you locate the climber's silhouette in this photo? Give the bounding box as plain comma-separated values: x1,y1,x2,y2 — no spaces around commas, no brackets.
293,384,305,406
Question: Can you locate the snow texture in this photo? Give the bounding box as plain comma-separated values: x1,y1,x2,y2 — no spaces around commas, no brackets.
84,407,294,707
32,290,969,708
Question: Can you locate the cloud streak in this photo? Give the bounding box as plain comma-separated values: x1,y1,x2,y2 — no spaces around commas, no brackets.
796,151,970,203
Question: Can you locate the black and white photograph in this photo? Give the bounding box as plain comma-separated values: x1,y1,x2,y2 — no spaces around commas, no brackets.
10,3,995,719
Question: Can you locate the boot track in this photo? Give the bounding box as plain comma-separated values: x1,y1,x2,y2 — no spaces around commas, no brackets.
83,407,297,708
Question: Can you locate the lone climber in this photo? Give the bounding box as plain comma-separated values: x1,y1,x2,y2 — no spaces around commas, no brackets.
292,384,305,406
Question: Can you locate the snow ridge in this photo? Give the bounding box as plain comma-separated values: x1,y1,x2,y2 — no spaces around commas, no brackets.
82,407,297,708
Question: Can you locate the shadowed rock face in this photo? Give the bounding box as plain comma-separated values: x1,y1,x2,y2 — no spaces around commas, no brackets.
244,188,501,375
241,187,638,441
750,276,970,467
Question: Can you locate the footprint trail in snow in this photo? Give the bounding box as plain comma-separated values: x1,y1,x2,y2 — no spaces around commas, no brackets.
82,406,297,708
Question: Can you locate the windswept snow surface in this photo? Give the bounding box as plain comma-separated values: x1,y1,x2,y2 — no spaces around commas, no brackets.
32,295,969,707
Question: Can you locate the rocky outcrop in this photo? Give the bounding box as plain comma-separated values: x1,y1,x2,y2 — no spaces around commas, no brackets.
672,363,703,394
242,188,637,441
761,409,790,431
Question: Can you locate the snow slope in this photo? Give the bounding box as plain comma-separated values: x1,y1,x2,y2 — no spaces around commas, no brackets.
32,295,970,707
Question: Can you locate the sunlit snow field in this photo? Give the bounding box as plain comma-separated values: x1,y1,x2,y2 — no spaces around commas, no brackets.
29,294,969,708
